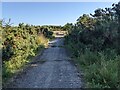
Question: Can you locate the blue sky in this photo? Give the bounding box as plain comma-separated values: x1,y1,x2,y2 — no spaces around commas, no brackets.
2,2,114,26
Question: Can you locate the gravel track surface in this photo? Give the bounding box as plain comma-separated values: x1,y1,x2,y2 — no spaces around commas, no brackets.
7,38,82,88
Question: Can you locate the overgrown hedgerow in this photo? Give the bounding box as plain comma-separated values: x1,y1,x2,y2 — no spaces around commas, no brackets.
64,1,120,88
1,22,53,83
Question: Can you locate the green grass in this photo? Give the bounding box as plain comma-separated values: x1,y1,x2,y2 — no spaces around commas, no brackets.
65,41,120,88
76,49,120,88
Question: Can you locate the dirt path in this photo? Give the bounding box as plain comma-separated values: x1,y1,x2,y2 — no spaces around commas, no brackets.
7,38,83,88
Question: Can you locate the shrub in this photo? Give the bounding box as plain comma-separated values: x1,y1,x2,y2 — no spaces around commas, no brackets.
1,22,53,83
77,49,119,88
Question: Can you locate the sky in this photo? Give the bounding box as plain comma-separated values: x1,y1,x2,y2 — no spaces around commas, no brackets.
2,2,115,26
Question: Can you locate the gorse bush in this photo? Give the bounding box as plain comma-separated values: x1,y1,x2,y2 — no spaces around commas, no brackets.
64,2,120,88
1,21,53,82
64,2,120,53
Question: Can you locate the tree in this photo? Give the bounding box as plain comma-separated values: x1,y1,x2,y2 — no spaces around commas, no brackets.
63,23,73,33
76,14,95,31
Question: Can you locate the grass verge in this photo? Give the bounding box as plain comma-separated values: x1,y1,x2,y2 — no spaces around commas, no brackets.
65,44,120,88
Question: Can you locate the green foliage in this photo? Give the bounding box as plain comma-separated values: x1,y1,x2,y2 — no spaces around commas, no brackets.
1,21,53,83
64,2,120,88
82,50,119,88
66,43,120,88
41,25,65,31
63,23,73,33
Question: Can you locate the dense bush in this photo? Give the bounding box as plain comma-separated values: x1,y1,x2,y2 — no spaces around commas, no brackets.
76,49,119,88
64,2,120,88
1,21,53,82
